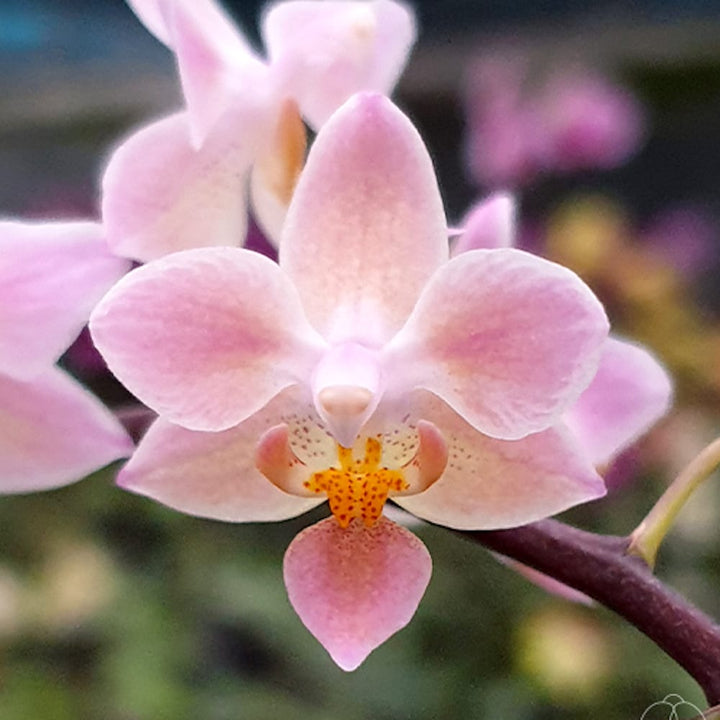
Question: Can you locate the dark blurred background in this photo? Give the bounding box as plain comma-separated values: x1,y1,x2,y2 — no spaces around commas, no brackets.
1,2,720,719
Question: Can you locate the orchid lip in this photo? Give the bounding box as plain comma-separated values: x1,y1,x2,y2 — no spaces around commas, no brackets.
255,419,449,528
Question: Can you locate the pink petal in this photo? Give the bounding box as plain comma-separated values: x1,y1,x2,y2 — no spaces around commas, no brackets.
0,221,130,380
565,336,673,466
280,93,447,345
119,386,323,522
262,0,416,129
385,248,609,440
451,192,516,255
0,367,132,493
398,420,449,494
249,98,308,246
90,247,325,431
125,0,174,44
255,423,316,497
395,391,605,529
125,0,252,63
249,164,289,247
284,516,431,670
102,112,260,262
159,0,268,146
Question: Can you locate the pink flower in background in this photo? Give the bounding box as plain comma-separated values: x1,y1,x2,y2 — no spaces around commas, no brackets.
535,72,646,173
464,55,645,188
464,57,537,188
91,93,609,670
0,222,133,492
104,0,416,261
451,191,516,255
640,205,717,279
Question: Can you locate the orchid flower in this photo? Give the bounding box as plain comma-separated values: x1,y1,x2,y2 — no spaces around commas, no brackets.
454,194,673,603
0,222,133,492
464,56,645,188
90,93,610,670
104,0,416,261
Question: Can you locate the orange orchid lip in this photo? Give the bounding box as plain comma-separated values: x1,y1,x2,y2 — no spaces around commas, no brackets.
305,438,409,528
255,419,448,528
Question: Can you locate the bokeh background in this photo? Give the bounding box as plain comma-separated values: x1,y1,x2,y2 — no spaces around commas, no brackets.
1,1,720,718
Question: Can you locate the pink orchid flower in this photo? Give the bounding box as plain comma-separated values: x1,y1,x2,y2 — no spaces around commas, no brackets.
0,222,133,492
455,194,672,604
104,0,416,261
90,93,610,670
464,56,645,188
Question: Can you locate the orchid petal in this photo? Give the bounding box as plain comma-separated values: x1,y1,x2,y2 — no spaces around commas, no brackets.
125,0,174,44
250,99,308,245
284,516,431,670
398,420,449,494
451,192,516,255
280,93,447,345
119,387,323,522
0,367,132,493
249,165,290,248
385,248,609,440
565,336,673,466
0,222,130,380
90,247,325,431
158,0,268,146
125,0,254,69
255,423,315,498
262,1,416,130
102,112,257,262
395,391,605,529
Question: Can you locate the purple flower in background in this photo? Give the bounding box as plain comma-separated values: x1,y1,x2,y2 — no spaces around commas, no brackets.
464,55,645,188
640,205,718,279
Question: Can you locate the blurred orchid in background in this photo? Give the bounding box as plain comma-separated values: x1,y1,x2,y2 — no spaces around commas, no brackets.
464,54,646,188
91,93,611,669
0,222,132,493
103,0,416,261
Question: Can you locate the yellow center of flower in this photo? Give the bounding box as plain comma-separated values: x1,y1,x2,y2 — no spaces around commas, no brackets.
265,99,307,205
304,438,409,529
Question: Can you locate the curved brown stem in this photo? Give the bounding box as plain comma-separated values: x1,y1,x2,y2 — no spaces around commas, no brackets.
454,519,720,705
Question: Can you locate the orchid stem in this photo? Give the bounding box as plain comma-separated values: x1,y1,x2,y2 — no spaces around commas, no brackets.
456,519,720,706
627,436,720,569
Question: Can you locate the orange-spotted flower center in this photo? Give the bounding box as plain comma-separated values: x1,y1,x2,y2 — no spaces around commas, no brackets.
304,438,409,529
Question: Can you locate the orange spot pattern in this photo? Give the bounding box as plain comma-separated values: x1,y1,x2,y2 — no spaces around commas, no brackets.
304,438,409,529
